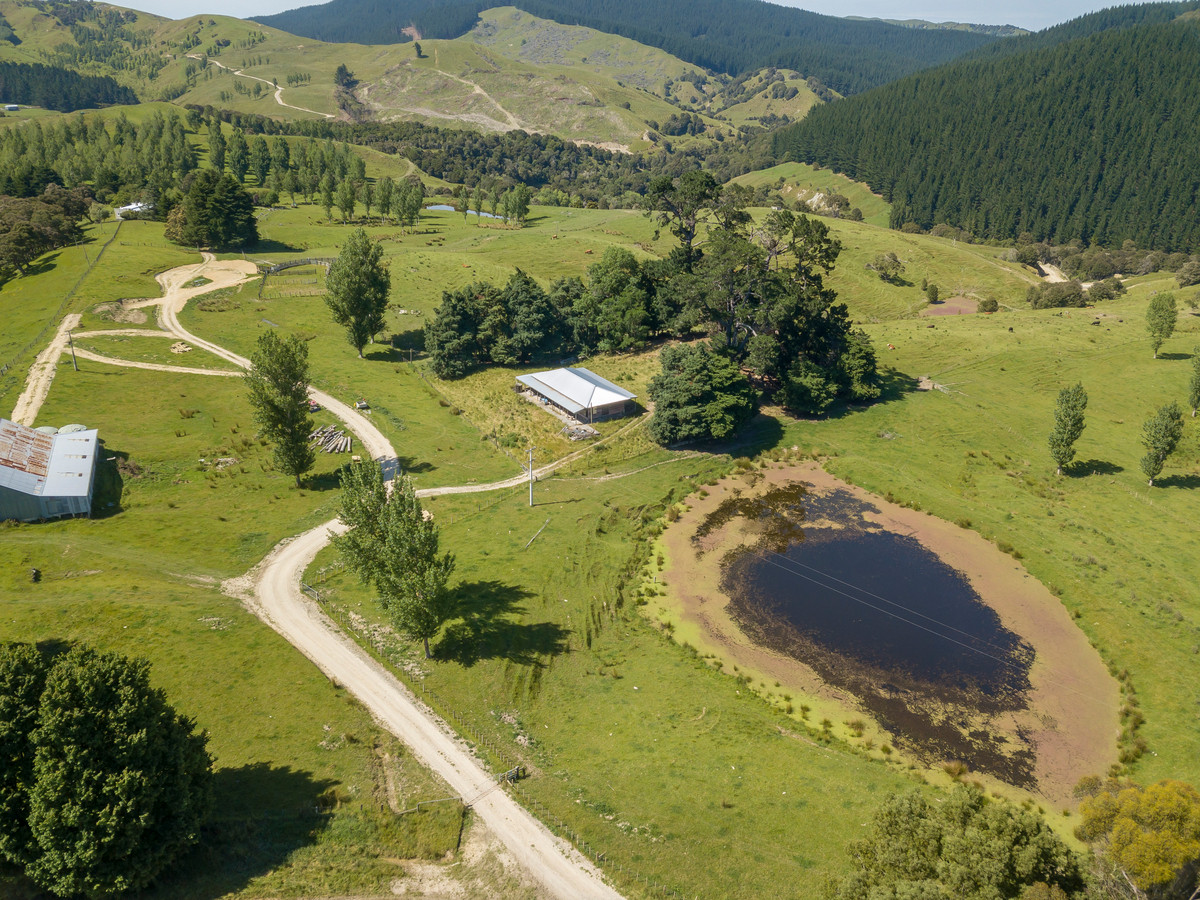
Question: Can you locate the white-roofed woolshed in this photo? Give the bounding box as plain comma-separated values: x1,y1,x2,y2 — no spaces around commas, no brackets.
0,418,99,522
516,367,637,424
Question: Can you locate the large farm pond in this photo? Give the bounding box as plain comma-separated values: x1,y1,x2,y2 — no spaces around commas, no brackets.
657,462,1118,804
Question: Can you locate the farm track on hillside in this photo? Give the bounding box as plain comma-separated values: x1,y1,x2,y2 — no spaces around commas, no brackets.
9,252,626,900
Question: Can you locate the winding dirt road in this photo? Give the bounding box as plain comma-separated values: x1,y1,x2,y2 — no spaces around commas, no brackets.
189,55,336,119
10,314,81,426
12,252,624,899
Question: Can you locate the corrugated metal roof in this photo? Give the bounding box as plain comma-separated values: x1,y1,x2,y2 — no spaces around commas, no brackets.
0,419,52,495
516,368,635,415
0,419,97,498
43,430,98,497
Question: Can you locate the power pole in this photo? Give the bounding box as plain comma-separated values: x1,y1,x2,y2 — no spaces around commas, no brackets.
67,330,78,372
526,446,537,507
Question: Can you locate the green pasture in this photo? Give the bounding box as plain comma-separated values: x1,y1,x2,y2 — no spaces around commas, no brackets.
0,220,195,411
0,358,470,897
72,332,243,371
5,180,1200,898
309,447,915,900
823,217,1041,319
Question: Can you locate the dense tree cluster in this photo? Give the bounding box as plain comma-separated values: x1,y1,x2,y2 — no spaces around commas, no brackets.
164,169,257,249
0,184,89,279
0,61,137,112
773,19,1200,251
428,171,879,430
825,786,1084,900
260,0,996,95
185,104,777,205
0,642,212,899
0,110,196,207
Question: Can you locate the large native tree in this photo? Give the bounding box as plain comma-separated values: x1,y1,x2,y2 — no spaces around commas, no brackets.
0,643,212,898
647,342,756,445
825,786,1084,900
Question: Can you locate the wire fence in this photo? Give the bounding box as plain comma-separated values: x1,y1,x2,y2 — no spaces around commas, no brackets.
0,220,124,385
257,258,333,299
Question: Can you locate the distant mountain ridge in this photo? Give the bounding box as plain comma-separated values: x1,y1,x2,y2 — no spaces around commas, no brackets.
844,17,1028,37
258,0,1002,95
771,8,1200,251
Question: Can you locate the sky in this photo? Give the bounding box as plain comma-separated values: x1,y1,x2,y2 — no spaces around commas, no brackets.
124,0,1116,32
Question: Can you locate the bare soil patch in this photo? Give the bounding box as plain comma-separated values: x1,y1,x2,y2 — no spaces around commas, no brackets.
91,301,147,324
655,461,1118,807
920,295,978,317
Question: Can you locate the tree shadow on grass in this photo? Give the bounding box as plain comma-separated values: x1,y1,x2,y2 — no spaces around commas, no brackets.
437,580,569,668
144,763,338,900
251,238,305,255
363,344,406,364
390,328,425,354
1157,351,1194,361
1068,459,1124,477
1154,472,1200,489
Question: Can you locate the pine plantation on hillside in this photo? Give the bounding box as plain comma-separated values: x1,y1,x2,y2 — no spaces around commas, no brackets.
259,0,1000,95
771,17,1200,251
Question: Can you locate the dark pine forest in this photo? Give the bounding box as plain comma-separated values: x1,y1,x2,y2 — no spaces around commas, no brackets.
771,17,1200,252
259,0,997,95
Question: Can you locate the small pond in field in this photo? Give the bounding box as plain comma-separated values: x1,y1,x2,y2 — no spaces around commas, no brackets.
425,204,503,219
658,463,1119,802
716,486,1034,785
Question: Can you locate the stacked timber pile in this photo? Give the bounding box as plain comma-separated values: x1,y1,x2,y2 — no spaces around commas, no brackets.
310,425,352,453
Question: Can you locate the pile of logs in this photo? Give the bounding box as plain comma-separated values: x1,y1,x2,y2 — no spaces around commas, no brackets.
310,425,352,453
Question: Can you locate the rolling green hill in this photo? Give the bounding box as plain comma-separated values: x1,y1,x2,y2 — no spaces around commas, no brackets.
772,14,1200,251
259,0,1002,95
0,1,815,151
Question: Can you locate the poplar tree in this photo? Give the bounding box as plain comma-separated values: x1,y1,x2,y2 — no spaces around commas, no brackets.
1189,349,1200,417
325,227,390,357
226,128,249,183
1140,401,1184,486
334,463,456,659
244,332,315,487
1048,382,1087,475
1146,292,1177,358
376,175,394,223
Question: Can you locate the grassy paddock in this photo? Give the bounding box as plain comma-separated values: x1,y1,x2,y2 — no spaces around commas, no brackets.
0,357,471,897
310,452,915,900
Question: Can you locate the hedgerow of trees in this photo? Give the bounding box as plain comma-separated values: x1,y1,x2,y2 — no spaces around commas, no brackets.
426,171,879,430
0,642,212,898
